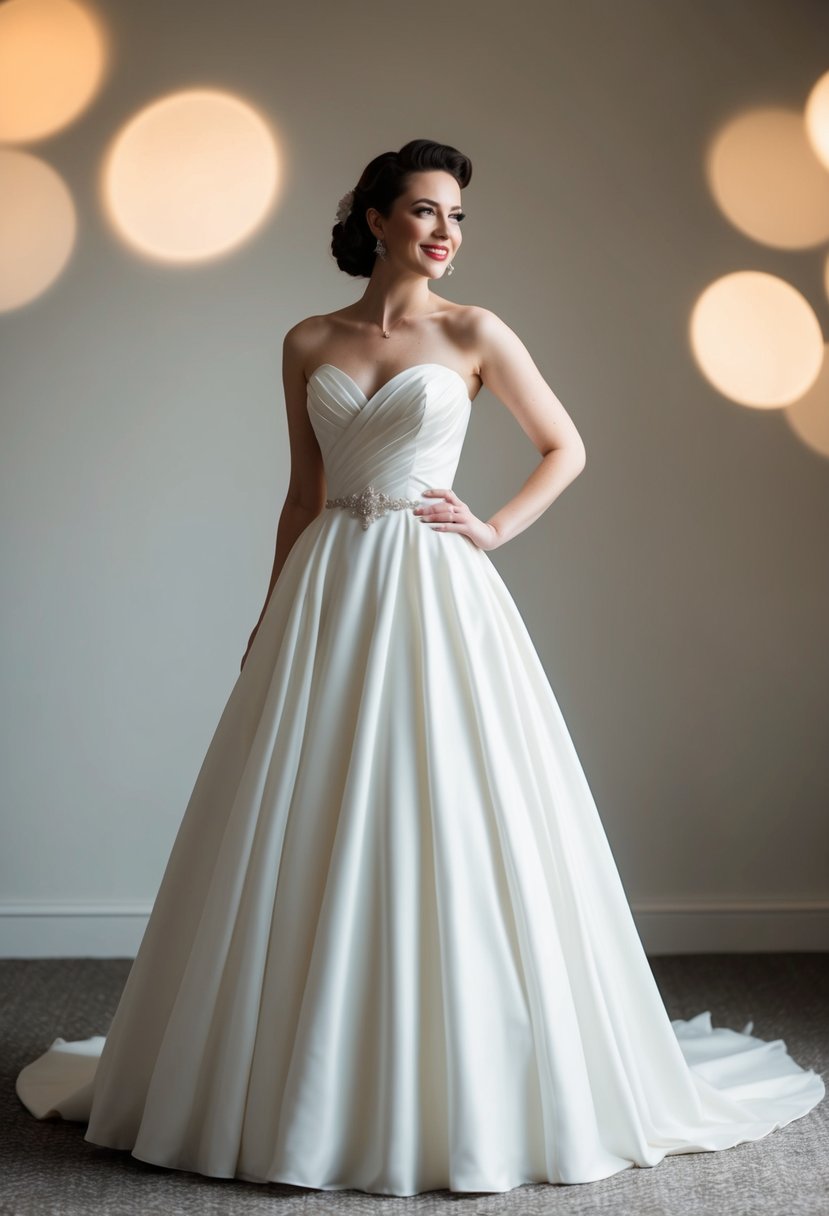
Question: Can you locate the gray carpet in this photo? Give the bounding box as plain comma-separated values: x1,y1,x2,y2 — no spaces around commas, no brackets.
2,954,827,1215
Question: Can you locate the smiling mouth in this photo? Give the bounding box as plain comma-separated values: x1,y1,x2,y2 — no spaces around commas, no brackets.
421,246,448,259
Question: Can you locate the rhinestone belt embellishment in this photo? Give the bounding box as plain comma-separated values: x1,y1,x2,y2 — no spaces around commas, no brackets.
325,483,421,529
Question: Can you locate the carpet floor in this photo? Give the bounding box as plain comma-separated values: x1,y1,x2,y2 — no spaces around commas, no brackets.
2,953,827,1216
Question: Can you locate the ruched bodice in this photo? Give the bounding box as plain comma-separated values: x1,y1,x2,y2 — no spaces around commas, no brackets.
306,363,472,502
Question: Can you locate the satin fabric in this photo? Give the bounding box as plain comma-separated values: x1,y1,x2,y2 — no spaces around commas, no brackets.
16,364,825,1196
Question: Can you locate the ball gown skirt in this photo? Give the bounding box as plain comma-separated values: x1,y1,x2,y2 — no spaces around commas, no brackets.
16,363,825,1196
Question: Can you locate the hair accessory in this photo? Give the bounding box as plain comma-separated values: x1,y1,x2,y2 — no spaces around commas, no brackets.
336,189,354,226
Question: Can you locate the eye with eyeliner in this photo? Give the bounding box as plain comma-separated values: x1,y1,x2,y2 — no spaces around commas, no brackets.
414,206,466,222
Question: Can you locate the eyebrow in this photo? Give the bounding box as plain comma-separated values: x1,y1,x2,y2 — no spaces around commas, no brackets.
411,197,464,210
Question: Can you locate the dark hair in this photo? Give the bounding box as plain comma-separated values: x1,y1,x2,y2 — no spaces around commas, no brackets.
330,138,472,278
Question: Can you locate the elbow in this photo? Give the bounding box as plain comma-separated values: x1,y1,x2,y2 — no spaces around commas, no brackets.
567,431,587,472
545,440,586,471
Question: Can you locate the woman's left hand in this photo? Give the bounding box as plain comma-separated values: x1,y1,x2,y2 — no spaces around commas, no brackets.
413,488,501,551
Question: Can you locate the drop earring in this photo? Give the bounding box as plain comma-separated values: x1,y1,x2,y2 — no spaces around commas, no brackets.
374,238,387,259
447,261,455,276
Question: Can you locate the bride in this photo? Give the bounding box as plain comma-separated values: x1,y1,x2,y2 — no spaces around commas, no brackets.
241,142,588,674
16,138,825,1198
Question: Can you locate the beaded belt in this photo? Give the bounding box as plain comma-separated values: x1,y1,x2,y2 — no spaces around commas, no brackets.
325,483,421,530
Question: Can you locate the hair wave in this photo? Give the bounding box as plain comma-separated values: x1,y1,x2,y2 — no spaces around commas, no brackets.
330,138,472,278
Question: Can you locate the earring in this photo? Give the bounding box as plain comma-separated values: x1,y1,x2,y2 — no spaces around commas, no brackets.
447,261,455,276
374,238,387,259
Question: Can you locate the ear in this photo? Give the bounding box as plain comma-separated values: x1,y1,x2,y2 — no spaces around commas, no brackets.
364,207,382,240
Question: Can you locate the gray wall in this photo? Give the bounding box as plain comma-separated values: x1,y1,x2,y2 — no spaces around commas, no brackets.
2,0,828,956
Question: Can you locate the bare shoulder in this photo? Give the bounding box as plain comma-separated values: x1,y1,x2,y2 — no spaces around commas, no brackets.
282,314,330,360
280,316,328,408
466,305,549,376
437,302,486,378
284,311,353,377
442,301,484,341
446,304,517,373
463,306,587,462
463,305,513,352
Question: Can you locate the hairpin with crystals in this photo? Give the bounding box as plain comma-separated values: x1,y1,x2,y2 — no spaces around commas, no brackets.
336,189,354,226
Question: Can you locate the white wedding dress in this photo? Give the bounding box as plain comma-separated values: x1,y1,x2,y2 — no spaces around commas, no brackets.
16,363,825,1196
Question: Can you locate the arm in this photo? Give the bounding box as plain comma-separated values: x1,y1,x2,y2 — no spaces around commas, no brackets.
416,308,587,549
477,308,586,546
242,324,326,664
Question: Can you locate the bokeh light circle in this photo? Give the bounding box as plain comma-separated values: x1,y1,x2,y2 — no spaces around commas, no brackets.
0,148,76,311
102,89,280,263
0,0,106,143
805,69,829,172
707,108,829,249
783,343,829,459
690,271,824,408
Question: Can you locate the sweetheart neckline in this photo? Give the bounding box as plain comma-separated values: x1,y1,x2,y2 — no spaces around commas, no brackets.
308,362,472,405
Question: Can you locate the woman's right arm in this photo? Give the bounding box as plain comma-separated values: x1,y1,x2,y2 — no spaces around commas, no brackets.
241,322,326,670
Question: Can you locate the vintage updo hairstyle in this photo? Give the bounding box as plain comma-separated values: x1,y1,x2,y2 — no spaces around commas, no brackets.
331,138,472,278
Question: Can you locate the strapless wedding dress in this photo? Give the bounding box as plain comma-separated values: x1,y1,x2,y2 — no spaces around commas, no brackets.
16,362,825,1196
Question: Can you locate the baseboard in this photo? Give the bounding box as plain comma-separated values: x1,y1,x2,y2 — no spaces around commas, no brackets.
634,897,829,954
0,902,151,958
0,897,827,958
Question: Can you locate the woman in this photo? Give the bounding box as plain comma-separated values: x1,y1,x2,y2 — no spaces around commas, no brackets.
17,138,825,1198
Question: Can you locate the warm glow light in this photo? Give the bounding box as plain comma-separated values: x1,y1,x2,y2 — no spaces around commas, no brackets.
783,344,829,459
805,70,829,172
0,148,76,311
706,108,829,249
0,0,106,143
690,272,824,408
102,89,280,263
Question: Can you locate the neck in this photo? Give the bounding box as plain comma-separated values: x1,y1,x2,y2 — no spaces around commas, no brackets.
356,262,437,330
